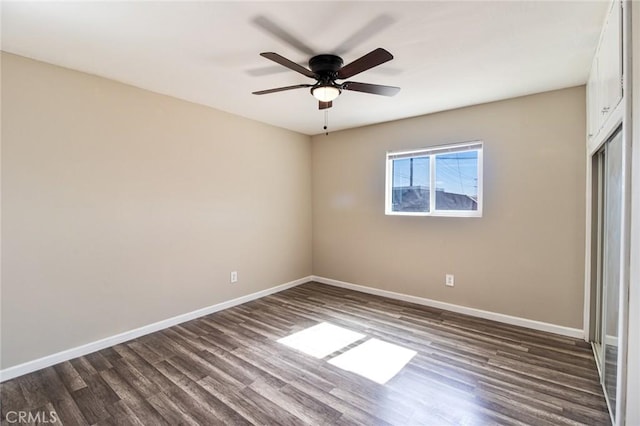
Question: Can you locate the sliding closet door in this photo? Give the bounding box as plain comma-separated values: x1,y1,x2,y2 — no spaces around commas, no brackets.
602,128,623,419
592,150,605,362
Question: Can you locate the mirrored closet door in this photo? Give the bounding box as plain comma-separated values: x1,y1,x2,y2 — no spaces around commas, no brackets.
591,127,623,421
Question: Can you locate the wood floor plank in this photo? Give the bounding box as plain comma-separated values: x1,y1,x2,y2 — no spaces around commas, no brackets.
126,341,164,365
69,357,99,381
109,357,160,399
109,344,175,391
97,347,123,365
99,368,167,425
84,352,113,372
0,380,27,420
198,376,300,426
53,361,87,393
197,328,240,352
197,349,259,386
146,391,201,426
289,376,393,426
0,282,611,425
237,386,308,426
16,371,50,409
249,379,340,425
81,373,120,407
71,386,111,424
102,400,146,426
155,360,251,425
47,391,89,426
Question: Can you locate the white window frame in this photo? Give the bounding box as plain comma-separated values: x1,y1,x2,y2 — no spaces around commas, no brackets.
385,141,483,217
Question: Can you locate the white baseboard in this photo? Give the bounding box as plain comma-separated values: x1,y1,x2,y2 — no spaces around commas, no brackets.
0,276,312,382
311,275,584,339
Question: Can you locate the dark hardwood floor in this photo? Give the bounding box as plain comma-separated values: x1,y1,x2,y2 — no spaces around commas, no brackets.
1,282,611,425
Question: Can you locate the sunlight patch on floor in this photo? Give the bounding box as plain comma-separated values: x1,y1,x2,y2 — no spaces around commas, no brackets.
278,322,417,384
328,338,417,384
277,322,366,358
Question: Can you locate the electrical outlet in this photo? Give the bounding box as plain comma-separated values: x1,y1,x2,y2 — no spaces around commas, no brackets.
230,271,238,283
445,274,455,287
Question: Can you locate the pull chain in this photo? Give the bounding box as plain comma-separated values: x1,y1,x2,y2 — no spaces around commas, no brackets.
323,110,329,136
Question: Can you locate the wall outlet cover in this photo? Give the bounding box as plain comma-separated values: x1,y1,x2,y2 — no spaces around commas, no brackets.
445,274,455,287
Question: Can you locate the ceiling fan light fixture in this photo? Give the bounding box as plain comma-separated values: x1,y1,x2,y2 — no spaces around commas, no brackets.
312,85,341,102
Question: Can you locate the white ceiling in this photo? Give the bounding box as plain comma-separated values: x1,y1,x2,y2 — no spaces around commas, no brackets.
1,1,608,136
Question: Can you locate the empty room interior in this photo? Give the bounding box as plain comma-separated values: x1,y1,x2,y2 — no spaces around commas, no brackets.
1,1,639,425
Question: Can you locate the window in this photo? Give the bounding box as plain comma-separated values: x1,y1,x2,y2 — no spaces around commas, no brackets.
385,141,483,217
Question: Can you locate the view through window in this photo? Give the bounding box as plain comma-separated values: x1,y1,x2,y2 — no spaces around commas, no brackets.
386,141,483,217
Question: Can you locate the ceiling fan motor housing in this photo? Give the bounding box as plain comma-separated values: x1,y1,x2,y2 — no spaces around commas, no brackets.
309,54,344,80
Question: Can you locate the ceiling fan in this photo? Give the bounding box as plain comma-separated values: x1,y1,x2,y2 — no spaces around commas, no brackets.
252,48,400,110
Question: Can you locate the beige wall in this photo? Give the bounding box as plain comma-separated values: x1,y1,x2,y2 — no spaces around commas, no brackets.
312,86,586,328
1,53,312,369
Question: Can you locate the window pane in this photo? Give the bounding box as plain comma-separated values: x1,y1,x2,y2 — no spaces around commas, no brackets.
434,151,478,211
391,156,430,212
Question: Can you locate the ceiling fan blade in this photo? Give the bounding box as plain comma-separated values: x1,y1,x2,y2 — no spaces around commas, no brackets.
333,15,395,56
319,101,333,110
252,84,312,95
260,52,315,78
246,65,293,77
337,48,394,79
252,16,315,56
342,81,400,96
